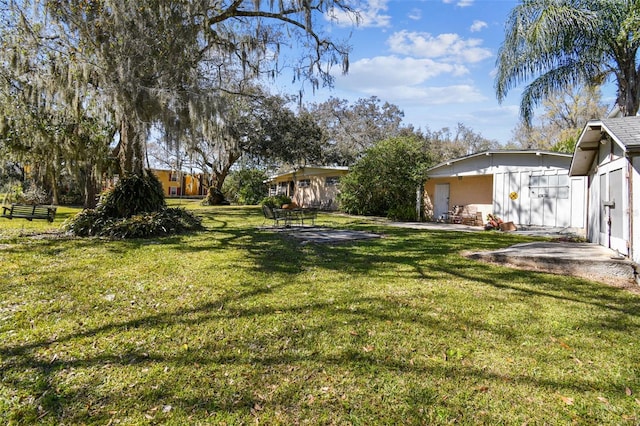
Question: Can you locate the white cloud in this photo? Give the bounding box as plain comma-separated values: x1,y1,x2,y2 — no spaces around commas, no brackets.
338,56,468,89
470,20,488,32
408,8,422,21
442,0,474,6
387,30,492,64
326,0,391,28
331,56,486,105
396,85,486,104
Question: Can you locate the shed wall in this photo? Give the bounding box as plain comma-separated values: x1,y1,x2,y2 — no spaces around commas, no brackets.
632,156,640,263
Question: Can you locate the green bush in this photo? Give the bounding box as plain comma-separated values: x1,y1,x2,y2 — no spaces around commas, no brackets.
64,207,202,238
64,172,203,239
339,136,431,220
387,205,418,221
98,172,166,218
18,183,50,205
259,194,291,208
222,169,268,205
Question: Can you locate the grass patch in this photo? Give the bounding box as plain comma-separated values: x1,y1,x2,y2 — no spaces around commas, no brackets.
1,204,639,424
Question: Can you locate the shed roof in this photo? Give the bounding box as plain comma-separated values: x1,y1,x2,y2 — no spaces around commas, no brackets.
266,165,349,182
427,150,571,178
569,117,640,176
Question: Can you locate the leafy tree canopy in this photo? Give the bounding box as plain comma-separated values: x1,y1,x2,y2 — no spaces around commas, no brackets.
1,0,354,178
305,96,407,166
511,85,607,151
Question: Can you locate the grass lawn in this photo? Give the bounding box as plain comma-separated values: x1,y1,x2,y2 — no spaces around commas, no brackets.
1,200,639,425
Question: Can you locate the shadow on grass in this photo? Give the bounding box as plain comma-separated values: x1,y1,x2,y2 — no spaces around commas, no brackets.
1,208,639,423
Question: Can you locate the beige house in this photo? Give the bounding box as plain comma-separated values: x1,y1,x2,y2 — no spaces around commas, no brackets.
266,166,349,210
425,150,587,231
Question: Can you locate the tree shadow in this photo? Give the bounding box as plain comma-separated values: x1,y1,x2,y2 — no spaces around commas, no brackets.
1,211,639,423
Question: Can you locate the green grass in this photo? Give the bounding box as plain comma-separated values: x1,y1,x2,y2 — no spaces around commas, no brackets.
1,202,639,425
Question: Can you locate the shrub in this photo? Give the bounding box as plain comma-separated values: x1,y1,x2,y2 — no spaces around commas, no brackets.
387,205,418,221
64,171,203,239
260,194,291,208
202,187,230,206
222,169,268,205
64,207,202,238
18,183,50,205
339,136,431,220
98,172,166,218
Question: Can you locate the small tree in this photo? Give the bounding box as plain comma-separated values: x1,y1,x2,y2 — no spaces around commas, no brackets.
339,136,432,220
222,169,268,205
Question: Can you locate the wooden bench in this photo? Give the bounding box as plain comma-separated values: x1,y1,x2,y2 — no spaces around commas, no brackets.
1,204,57,222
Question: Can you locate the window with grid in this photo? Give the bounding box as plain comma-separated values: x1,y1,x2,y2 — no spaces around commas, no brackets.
325,176,340,186
529,174,570,199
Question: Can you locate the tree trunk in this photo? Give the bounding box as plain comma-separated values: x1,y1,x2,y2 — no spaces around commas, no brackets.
49,166,60,205
83,166,99,209
117,118,145,176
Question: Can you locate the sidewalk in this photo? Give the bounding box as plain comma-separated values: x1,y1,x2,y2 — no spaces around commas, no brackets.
385,220,639,290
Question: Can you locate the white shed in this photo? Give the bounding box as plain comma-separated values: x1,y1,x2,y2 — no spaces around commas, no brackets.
425,150,587,231
569,117,640,263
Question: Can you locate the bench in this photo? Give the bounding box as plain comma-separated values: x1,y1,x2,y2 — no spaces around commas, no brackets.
1,204,57,222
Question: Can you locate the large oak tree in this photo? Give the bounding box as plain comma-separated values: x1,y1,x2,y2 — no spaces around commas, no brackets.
1,0,354,179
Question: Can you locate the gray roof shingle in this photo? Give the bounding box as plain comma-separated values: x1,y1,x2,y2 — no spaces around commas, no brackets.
601,117,640,148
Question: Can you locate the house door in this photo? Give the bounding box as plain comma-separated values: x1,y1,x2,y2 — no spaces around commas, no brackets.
598,163,628,255
434,184,450,221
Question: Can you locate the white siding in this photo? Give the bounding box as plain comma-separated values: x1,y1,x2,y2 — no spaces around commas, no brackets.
633,156,640,263
428,152,586,231
494,169,576,228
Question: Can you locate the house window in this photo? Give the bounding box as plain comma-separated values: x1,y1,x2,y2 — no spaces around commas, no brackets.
529,174,569,199
277,182,290,195
325,176,340,186
169,186,178,196
298,179,311,188
169,172,179,182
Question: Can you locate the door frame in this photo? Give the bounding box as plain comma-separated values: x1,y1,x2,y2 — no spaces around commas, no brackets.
434,183,450,221
597,159,629,255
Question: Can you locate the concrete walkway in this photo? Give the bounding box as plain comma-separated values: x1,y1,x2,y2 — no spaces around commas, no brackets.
388,221,639,289
464,241,638,291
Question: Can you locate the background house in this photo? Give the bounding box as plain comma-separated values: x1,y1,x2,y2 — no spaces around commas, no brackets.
151,169,208,197
424,150,587,231
570,117,640,263
266,166,349,210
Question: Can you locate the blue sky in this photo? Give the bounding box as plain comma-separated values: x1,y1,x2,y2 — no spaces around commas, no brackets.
271,0,615,146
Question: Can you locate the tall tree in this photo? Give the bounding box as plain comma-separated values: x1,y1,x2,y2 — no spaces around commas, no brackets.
495,0,640,123
306,96,406,165
0,55,113,207
2,1,353,178
423,123,499,163
511,85,607,150
173,91,324,191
